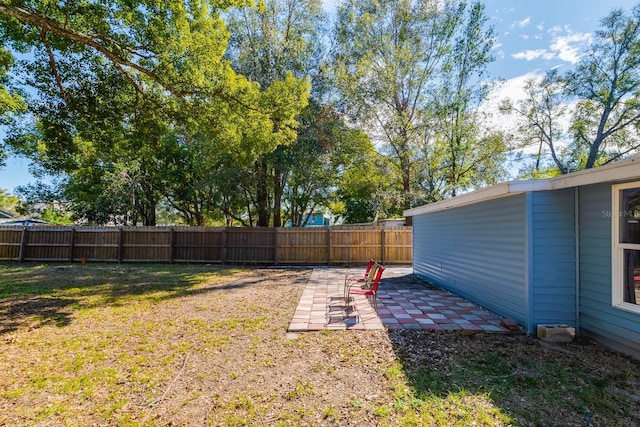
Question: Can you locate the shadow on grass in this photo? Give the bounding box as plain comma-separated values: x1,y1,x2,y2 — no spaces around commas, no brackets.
387,328,640,426
0,263,291,334
0,296,77,333
374,271,640,425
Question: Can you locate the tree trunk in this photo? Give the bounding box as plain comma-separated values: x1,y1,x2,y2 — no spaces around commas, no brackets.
142,202,156,226
273,166,283,227
256,157,270,227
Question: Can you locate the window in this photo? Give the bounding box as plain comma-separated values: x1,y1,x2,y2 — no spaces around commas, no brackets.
612,182,640,313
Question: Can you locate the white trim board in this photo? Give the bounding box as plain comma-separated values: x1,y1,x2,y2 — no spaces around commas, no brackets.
405,155,640,217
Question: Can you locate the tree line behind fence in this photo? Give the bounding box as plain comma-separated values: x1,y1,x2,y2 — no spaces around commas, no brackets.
0,226,412,265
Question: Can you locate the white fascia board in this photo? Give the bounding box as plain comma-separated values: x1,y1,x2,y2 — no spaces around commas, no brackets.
404,180,550,217
550,157,640,189
404,155,640,218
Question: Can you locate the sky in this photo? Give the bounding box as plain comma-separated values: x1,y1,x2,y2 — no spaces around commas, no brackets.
1,0,639,193
481,0,638,117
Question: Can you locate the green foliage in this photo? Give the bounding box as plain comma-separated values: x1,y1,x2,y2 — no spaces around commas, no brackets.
334,0,501,212
40,204,72,225
0,46,24,116
0,187,20,216
225,0,338,226
420,1,506,200
1,0,310,226
337,137,402,223
0,43,26,166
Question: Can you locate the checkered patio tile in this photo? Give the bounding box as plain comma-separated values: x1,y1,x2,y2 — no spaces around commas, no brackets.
288,266,511,332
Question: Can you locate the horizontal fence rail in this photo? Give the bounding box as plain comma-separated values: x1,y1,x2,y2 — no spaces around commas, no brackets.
0,226,412,265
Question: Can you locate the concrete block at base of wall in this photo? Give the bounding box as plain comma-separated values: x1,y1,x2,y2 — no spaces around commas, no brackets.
537,324,576,342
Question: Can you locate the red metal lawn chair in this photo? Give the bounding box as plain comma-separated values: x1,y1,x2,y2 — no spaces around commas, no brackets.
344,259,376,300
346,264,385,313
343,259,376,299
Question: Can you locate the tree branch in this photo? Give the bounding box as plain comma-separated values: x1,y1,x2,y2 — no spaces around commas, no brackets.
0,5,187,98
0,5,280,117
40,29,67,100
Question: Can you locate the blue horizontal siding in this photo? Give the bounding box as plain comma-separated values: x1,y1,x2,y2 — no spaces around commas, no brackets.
579,183,640,358
530,189,577,328
413,195,527,324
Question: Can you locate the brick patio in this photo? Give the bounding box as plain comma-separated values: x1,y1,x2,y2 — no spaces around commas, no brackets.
288,266,511,332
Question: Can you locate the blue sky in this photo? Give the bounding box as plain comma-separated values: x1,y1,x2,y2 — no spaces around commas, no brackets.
1,0,639,193
480,0,639,134
483,0,637,80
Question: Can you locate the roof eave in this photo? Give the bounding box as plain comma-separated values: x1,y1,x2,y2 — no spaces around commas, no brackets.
404,154,640,217
550,157,640,189
404,180,550,217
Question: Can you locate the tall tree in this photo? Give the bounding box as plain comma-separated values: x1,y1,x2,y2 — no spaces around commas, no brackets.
333,0,499,220
499,70,571,176
2,0,310,224
283,100,379,226
226,0,328,226
336,141,401,224
7,53,174,225
423,1,505,199
503,5,640,175
0,0,310,165
566,5,640,169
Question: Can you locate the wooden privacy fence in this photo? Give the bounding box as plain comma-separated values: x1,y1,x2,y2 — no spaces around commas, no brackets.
0,226,412,265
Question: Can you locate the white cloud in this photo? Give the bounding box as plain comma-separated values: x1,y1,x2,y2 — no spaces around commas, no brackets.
321,0,339,13
550,32,592,63
511,49,554,61
511,26,592,64
549,24,564,33
509,17,531,30
536,22,545,31
481,72,544,133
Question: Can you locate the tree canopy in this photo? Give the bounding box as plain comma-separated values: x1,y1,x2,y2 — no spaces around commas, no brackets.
1,0,310,225
502,4,640,175
333,0,506,218
1,1,640,225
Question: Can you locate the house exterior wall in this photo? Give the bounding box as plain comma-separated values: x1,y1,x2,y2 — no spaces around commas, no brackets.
578,183,640,358
530,190,577,329
412,194,528,325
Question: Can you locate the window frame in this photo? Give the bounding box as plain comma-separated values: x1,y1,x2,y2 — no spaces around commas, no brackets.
611,181,640,314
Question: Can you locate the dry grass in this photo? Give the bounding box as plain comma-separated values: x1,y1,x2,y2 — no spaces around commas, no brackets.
0,264,638,426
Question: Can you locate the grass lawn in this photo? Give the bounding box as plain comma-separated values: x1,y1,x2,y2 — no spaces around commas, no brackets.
0,263,638,426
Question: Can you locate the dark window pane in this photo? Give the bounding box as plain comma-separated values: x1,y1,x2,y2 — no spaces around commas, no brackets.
620,188,640,244
623,249,640,305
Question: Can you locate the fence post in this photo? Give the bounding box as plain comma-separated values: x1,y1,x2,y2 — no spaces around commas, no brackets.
169,227,175,264
69,227,75,262
381,228,386,265
118,227,123,264
18,227,27,262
